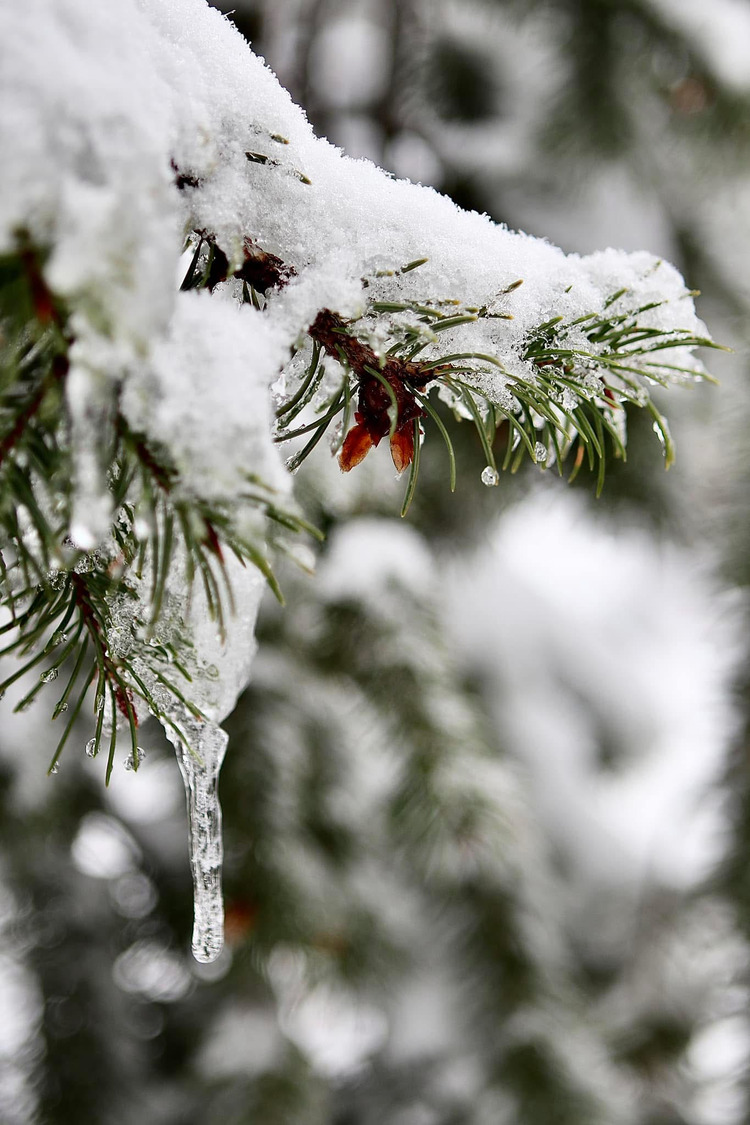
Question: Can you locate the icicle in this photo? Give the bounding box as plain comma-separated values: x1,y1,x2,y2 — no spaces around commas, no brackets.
66,362,116,549
148,550,265,962
168,719,229,963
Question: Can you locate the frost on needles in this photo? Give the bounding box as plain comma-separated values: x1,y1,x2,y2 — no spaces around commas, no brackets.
0,0,719,962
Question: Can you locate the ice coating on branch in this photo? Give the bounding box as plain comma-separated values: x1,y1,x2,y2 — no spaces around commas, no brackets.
185,555,267,723
169,557,265,962
127,549,265,962
65,359,118,549
101,542,264,961
175,550,265,957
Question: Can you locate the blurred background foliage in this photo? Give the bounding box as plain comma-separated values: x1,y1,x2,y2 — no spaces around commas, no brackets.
2,1,750,1122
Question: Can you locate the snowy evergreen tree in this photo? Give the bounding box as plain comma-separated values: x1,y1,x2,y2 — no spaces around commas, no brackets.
0,1,747,1123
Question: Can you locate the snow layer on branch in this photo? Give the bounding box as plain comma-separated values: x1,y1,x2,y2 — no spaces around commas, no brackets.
121,291,289,501
0,0,707,523
0,0,177,354
1,0,712,724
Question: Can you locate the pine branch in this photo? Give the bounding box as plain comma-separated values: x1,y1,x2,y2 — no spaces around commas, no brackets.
181,229,718,502
0,236,318,770
0,219,719,770
271,256,720,500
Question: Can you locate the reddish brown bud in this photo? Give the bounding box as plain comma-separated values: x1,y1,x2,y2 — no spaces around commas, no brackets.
339,423,375,471
390,424,415,473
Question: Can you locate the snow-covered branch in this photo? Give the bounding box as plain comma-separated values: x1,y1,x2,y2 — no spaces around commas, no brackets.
0,0,717,960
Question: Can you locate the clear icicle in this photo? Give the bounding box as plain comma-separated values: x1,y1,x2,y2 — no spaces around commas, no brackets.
168,720,229,963
151,551,265,962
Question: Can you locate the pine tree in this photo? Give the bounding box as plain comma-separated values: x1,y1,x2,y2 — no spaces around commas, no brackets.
0,1,744,1123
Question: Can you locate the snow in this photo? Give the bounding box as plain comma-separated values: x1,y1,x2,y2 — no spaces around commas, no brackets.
317,518,435,602
122,291,289,502
444,489,741,892
278,981,389,1077
2,0,708,419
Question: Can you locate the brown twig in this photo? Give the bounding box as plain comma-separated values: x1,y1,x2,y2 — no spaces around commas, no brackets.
308,309,440,472
70,572,135,722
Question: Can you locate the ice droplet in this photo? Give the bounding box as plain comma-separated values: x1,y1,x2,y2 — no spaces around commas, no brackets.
534,442,548,462
40,667,59,683
561,388,578,412
169,721,228,964
328,420,344,451
50,764,59,775
481,465,499,487
85,738,98,758
205,664,220,681
583,372,604,395
124,747,147,771
46,630,68,651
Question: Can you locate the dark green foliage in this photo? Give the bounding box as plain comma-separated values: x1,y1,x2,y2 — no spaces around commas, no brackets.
426,37,501,123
